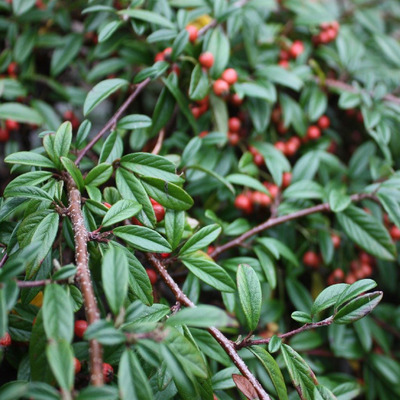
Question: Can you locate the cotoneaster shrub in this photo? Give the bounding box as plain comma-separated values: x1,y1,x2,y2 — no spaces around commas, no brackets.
1,1,400,399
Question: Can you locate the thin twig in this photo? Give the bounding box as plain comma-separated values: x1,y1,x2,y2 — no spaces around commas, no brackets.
146,253,271,400
16,279,52,288
66,175,103,386
210,193,374,259
236,317,334,349
75,77,151,165
151,129,165,155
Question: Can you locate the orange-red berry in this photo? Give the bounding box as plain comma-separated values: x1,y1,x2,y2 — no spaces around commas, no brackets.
0,128,9,142
146,269,157,285
103,363,114,383
74,358,81,374
228,117,241,132
281,172,292,188
199,52,214,69
0,332,11,347
5,120,19,131
74,320,88,338
306,125,321,140
317,115,330,130
150,198,165,222
234,193,253,214
213,79,230,96
331,234,341,248
185,25,198,42
303,251,320,268
221,68,238,85
289,40,304,58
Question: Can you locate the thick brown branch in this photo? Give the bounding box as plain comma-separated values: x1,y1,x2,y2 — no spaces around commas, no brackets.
66,176,103,386
146,253,271,400
210,193,374,259
75,77,151,165
236,317,334,349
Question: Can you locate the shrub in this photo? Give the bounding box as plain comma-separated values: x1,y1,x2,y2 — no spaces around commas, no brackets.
0,1,400,399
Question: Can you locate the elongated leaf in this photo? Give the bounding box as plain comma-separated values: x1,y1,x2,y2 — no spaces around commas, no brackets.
378,189,400,229
83,79,129,116
50,34,82,76
5,151,55,168
232,375,259,400
102,199,142,227
5,171,53,192
84,163,113,187
140,176,194,211
237,264,262,331
43,284,74,342
4,186,53,202
189,64,209,101
84,320,126,345
226,173,270,195
0,103,43,124
250,346,288,400
46,339,74,390
54,122,72,161
61,157,85,191
113,225,172,253
334,279,377,310
165,210,185,250
180,224,221,255
311,283,348,317
102,246,129,314
283,180,324,200
98,20,123,43
254,246,276,289
257,237,299,267
329,189,351,212
180,251,236,293
117,114,152,130
119,9,175,29
337,205,396,261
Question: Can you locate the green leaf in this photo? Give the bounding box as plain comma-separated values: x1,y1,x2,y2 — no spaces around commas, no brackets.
166,305,231,328
102,246,129,315
180,251,236,293
84,163,113,187
334,291,383,324
0,103,43,125
61,157,85,191
189,64,209,101
378,189,400,229
83,79,129,116
311,283,349,317
12,0,35,15
0,381,28,400
116,168,156,227
119,349,154,400
226,173,270,195
281,344,317,400
306,85,327,121
283,180,324,200
120,152,181,183
254,246,277,289
257,237,299,267
84,320,126,345
237,264,262,331
337,205,396,261
4,186,53,202
140,176,194,211
171,29,189,61
209,93,228,135
54,122,72,161
76,386,119,400
43,284,74,343
113,225,172,253
234,82,277,102
258,65,303,91
165,210,185,250
46,340,74,392
117,114,152,130
207,27,230,78
102,199,142,227
291,311,312,324
329,189,351,212
50,34,82,77
180,224,222,255
76,120,92,149
334,279,377,310
250,346,288,400
98,20,123,43
118,9,176,29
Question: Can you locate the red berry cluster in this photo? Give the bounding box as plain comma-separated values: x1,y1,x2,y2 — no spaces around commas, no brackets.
213,67,238,97
304,115,330,142
278,40,305,69
313,21,340,45
191,95,209,119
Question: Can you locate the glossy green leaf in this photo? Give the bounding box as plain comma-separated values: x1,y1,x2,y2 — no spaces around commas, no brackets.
189,64,209,101
102,199,142,227
180,224,222,255
61,157,85,191
118,9,175,29
165,210,185,250
4,186,53,202
98,20,123,43
334,279,377,310
46,339,74,390
54,122,72,161
117,114,152,130
84,163,113,187
50,34,82,77
0,103,43,124
311,283,349,317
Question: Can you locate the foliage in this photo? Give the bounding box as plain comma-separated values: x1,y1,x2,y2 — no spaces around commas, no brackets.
0,0,400,399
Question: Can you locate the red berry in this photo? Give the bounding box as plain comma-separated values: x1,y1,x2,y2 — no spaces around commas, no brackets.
191,106,202,119
234,194,253,214
196,96,209,107
74,320,88,338
326,27,337,41
276,121,288,135
213,79,230,96
274,141,286,153
317,115,330,130
7,62,18,77
63,110,75,120
5,120,19,131
221,68,238,85
131,217,143,226
150,198,165,222
103,202,112,209
253,153,264,166
185,25,198,42
281,172,292,188
0,128,9,142
207,245,215,255
360,263,373,278
303,251,320,268
0,332,11,347
284,139,298,157
251,191,271,207
331,234,341,248
163,47,172,60
288,136,301,150
146,269,157,285
289,40,304,58
199,52,214,69
319,31,330,44
154,52,164,62
306,125,321,140
359,251,375,266
390,225,400,241
345,273,357,284
199,131,208,138
160,253,170,259
271,107,282,124
74,357,81,374
279,49,290,61
36,0,45,9
103,363,114,383
230,93,243,106
228,117,241,132
228,132,240,146
264,182,279,199
327,268,345,285
278,60,289,69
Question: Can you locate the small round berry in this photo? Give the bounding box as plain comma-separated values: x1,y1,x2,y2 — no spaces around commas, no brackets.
317,115,330,130
213,79,230,96
103,363,114,383
390,225,400,241
359,251,375,266
228,132,240,146
0,332,11,347
131,217,143,226
274,141,286,153
264,182,279,199
185,25,198,42
331,234,341,249
279,49,290,61
281,172,292,188
163,47,172,60
199,52,214,69
271,107,282,124
319,31,330,44
234,193,253,214
74,320,88,338
303,251,320,268
221,68,238,85
276,121,288,135
278,59,289,69
199,131,209,138
306,125,321,140
326,27,337,41
191,106,202,119
228,117,241,132
146,269,157,285
74,357,81,374
284,140,298,157
103,202,112,209
360,263,373,278
251,191,271,207
154,52,164,62
230,93,243,106
345,273,357,284
5,120,19,131
253,153,264,166
150,198,165,222
327,268,345,285
160,253,170,259
7,62,18,77
207,246,215,255
0,128,10,142
289,40,304,58
196,96,209,107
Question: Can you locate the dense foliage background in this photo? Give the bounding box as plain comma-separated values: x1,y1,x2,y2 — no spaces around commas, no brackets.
1,0,400,399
